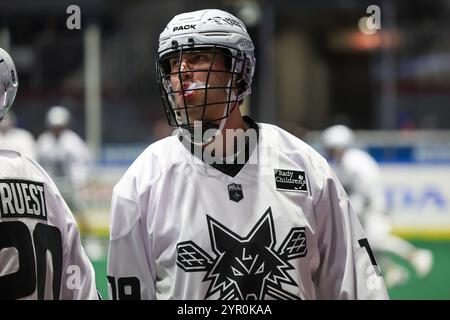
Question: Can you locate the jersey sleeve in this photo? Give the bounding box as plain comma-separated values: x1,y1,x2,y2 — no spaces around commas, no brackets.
342,152,387,217
107,188,156,300
313,172,389,300
106,147,161,300
60,206,99,299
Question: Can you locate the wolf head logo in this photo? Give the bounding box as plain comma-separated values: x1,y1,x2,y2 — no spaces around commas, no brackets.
177,208,306,300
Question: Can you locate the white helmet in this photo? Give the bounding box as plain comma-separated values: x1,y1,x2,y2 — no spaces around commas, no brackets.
321,125,355,149
156,9,255,139
46,106,71,128
0,48,18,121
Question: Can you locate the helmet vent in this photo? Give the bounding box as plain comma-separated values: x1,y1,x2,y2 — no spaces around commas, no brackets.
200,32,230,37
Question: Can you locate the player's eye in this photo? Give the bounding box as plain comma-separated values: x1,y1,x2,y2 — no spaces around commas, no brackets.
255,262,265,275
170,59,180,70
231,266,244,277
192,53,210,64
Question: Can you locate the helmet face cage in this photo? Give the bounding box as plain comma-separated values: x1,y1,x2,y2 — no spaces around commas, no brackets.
156,43,248,131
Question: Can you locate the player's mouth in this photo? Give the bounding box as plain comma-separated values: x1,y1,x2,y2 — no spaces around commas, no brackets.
182,82,206,99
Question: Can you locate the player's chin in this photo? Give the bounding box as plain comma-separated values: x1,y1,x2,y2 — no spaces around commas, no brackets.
188,110,207,124
176,94,201,109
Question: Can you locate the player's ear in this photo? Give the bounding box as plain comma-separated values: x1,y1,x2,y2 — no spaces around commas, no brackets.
207,216,236,253
251,210,275,248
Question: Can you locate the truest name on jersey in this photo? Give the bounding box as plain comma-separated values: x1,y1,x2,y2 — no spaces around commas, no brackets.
0,179,47,220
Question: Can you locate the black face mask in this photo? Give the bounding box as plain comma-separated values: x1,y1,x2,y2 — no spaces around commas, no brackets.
156,44,247,144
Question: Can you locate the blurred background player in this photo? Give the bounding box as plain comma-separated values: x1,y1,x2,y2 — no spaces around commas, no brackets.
0,47,99,299
36,105,102,257
36,106,91,216
0,111,36,160
321,124,434,288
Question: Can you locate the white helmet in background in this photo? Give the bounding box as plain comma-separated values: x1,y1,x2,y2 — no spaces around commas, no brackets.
156,9,255,142
0,48,18,121
321,125,355,150
46,106,71,128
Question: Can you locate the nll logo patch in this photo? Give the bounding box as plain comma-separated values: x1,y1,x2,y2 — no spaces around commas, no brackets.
176,208,308,300
227,183,243,202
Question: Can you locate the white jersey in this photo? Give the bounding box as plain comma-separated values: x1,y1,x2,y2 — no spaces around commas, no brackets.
36,129,91,190
0,150,98,299
107,119,388,300
332,148,391,240
0,127,36,160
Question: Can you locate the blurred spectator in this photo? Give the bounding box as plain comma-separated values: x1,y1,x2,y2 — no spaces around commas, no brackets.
0,112,36,160
321,124,434,288
36,106,92,213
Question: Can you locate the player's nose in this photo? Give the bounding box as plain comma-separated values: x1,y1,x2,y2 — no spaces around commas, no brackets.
179,59,190,72
179,61,192,82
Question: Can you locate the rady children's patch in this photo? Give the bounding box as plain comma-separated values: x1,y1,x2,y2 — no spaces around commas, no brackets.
274,169,308,192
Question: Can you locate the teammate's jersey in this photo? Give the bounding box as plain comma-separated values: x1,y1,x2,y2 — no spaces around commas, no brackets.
0,127,36,160
37,129,91,187
332,148,387,219
0,149,98,299
331,148,391,243
107,119,388,300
